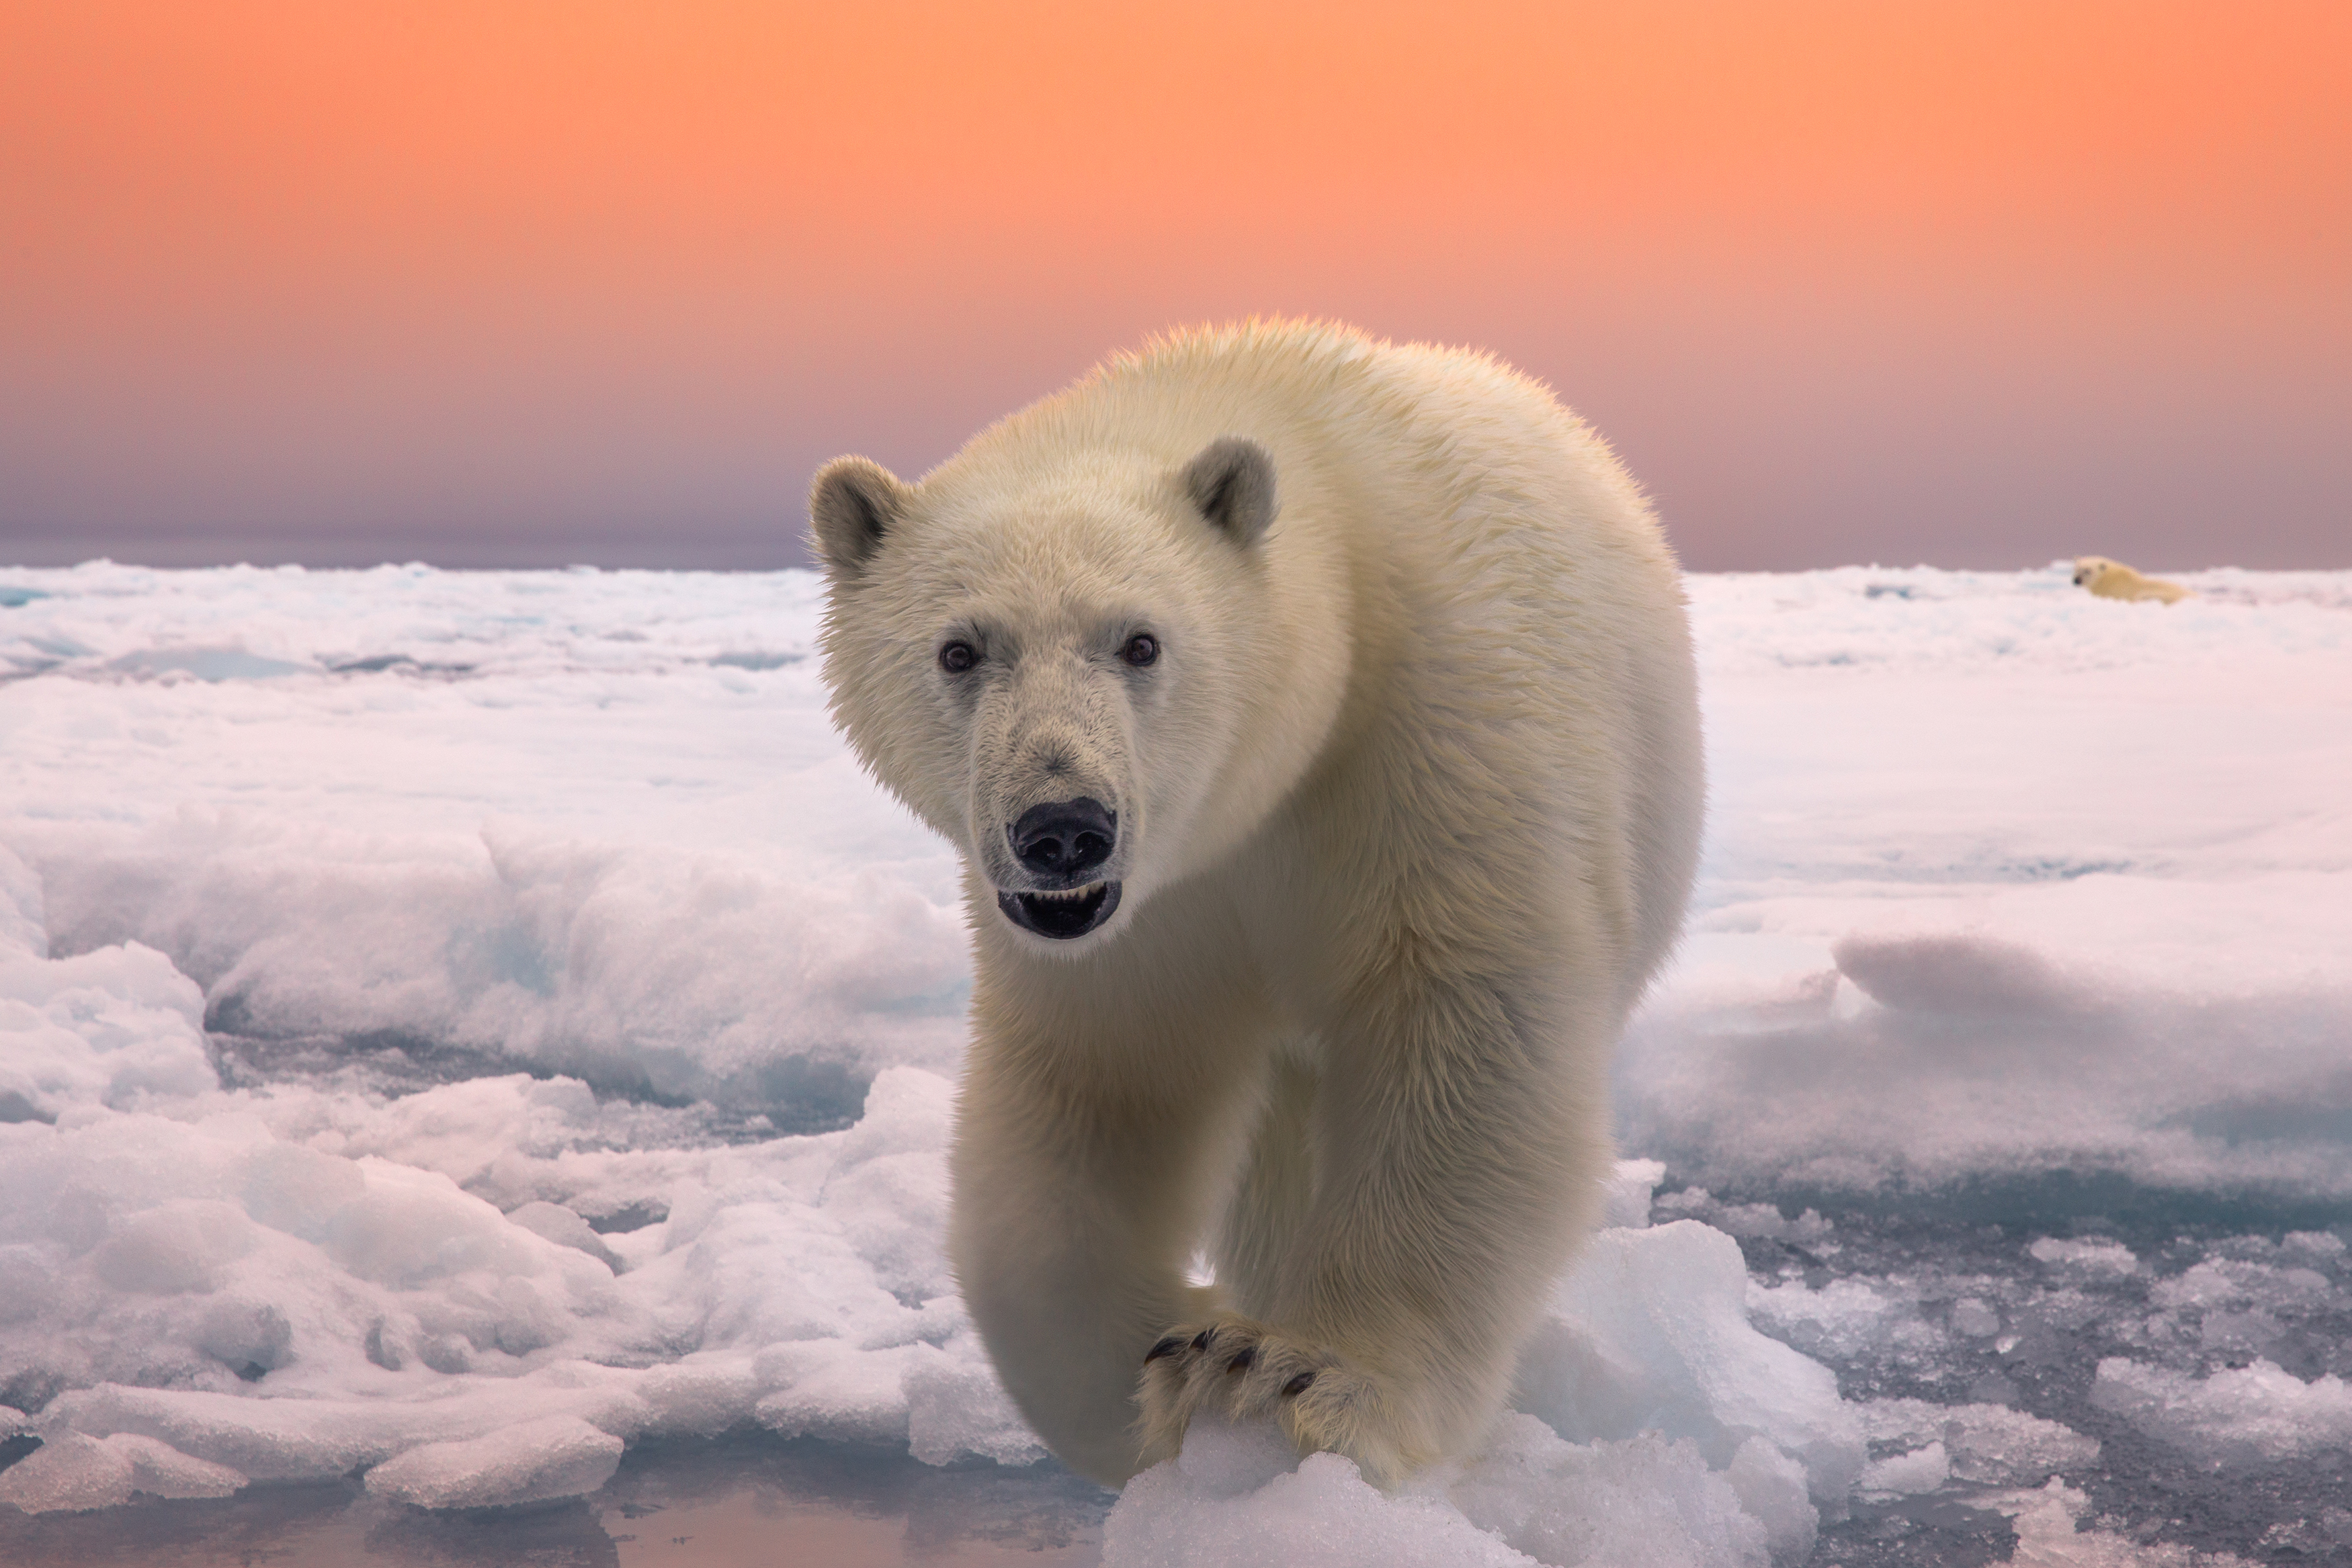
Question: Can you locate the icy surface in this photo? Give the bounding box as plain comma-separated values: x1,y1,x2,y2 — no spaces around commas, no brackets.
1,560,2347,1563
1628,569,2352,1207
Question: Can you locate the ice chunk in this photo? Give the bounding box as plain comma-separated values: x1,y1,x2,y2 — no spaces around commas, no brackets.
0,1432,136,1514
1513,1221,1863,1505
1655,1189,1833,1245
0,933,216,1119
1858,1398,2099,1486
2148,1256,2331,1313
1834,933,2093,1019
108,1433,247,1499
32,817,967,1115
820,1066,956,1300
753,1339,921,1446
363,1414,622,1509
632,1355,762,1437
1745,1277,1916,1363
1999,1477,2254,1567
1159,1412,1300,1501
46,1374,651,1489
1601,1158,1665,1230
322,1158,554,1287
905,1347,1050,1467
1857,1440,1947,1495
505,1200,623,1273
2092,1357,2352,1468
1450,1416,1771,1568
1951,1297,2002,1338
1105,1418,1537,1568
1723,1436,1816,1563
89,1201,258,1294
2029,1237,2139,1278
48,1383,425,1481
240,1141,367,1241
0,1428,244,1514
1105,1411,1786,1568
192,1299,295,1375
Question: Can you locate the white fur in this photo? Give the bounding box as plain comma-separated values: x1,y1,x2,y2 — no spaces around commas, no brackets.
2072,555,2190,604
812,320,1704,1487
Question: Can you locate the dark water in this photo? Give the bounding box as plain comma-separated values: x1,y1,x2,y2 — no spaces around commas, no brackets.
0,1436,1110,1567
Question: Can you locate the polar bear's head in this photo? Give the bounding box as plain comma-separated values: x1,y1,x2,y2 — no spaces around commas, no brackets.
810,435,1304,951
2072,556,2122,588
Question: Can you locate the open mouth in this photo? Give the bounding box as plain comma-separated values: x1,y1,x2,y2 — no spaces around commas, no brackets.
997,880,1122,940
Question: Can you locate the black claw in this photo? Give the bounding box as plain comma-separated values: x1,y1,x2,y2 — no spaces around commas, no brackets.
1226,1347,1256,1375
1282,1371,1316,1398
1189,1329,1212,1352
1145,1336,1185,1363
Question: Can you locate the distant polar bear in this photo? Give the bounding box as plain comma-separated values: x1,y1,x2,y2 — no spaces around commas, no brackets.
809,320,1704,1487
2073,555,2190,604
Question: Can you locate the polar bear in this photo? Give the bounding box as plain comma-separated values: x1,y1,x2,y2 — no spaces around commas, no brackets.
2072,555,2189,603
809,320,1703,1487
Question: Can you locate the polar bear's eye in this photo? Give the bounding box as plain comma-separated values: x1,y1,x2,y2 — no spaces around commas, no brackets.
1122,634,1159,668
939,641,978,674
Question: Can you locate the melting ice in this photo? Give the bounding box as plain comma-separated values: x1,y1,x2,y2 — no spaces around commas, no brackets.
1,560,2347,1563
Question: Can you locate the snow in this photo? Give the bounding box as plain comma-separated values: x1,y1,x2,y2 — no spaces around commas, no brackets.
1628,567,2352,1205
1,559,2348,1563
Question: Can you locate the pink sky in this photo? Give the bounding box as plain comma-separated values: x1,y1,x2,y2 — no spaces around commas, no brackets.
3,1,2346,570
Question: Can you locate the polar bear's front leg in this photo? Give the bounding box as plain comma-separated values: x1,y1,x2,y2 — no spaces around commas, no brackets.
1141,973,1613,1485
948,1006,1261,1487
1136,1315,1411,1478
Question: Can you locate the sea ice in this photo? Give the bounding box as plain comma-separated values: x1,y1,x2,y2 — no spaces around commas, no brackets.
2091,1358,2352,1468
362,1413,624,1509
1517,1221,1863,1506
0,560,2345,1559
1855,1399,2099,1487
0,1429,245,1514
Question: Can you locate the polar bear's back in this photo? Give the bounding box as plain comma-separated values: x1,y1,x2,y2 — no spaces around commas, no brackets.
1126,322,1699,993
1344,333,1704,994
1057,319,1681,609
1070,319,1679,594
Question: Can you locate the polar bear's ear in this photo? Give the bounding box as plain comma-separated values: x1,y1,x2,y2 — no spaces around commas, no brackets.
1180,437,1277,548
808,457,909,577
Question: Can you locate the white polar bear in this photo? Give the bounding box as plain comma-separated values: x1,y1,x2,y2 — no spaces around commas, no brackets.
2072,555,2190,604
810,320,1703,1487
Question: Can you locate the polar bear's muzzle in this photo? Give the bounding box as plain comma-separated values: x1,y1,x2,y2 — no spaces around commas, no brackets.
995,797,1124,939
998,880,1122,940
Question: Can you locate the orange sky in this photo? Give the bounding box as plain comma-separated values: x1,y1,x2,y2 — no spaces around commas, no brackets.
3,1,2347,568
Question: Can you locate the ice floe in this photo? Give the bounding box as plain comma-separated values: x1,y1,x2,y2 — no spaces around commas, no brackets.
1,560,2346,1563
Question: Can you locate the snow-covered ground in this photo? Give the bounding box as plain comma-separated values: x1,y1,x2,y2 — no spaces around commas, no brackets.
1,561,2346,1565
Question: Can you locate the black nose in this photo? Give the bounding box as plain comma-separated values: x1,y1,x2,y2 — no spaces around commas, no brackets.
1009,798,1117,881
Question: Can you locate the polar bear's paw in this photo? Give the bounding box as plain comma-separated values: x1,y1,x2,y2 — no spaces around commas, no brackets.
1136,1318,1410,1484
